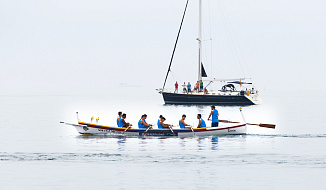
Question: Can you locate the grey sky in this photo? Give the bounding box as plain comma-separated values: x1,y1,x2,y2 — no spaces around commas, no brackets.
1,0,325,95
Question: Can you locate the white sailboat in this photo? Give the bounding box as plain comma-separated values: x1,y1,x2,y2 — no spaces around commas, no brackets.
158,0,261,105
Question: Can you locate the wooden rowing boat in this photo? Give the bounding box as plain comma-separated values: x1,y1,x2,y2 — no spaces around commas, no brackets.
63,121,247,137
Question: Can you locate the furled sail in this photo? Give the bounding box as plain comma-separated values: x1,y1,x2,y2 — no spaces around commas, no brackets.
201,63,207,77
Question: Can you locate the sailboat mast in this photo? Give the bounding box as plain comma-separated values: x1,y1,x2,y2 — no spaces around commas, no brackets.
198,0,203,82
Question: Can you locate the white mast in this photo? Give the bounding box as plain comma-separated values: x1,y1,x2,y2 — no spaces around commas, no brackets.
197,0,203,82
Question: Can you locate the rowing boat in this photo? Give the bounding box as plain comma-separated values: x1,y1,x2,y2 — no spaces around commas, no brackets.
62,121,247,137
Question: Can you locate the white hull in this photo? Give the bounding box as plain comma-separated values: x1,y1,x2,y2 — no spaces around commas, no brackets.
68,121,247,137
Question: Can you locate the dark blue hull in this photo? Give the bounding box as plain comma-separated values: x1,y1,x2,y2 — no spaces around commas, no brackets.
162,92,254,105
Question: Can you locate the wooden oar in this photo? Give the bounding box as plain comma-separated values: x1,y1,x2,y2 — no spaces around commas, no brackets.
219,119,240,123
219,120,276,129
123,126,131,134
190,126,195,136
246,123,276,129
143,126,152,136
169,125,175,135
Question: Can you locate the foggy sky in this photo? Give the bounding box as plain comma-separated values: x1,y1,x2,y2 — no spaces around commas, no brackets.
1,0,325,95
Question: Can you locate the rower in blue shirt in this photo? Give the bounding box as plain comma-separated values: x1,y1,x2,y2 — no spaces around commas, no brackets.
121,113,132,128
117,111,122,127
179,114,191,129
158,117,172,129
197,114,206,128
157,115,163,128
138,114,152,129
208,105,219,127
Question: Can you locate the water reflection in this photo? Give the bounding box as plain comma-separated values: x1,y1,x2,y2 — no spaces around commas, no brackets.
117,137,126,152
179,137,186,147
197,137,206,150
138,137,148,151
211,137,218,150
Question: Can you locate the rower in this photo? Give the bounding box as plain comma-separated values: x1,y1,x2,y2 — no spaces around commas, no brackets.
197,114,206,128
158,117,172,129
179,114,191,129
157,115,163,128
138,114,152,129
208,105,219,127
121,113,132,128
117,111,122,127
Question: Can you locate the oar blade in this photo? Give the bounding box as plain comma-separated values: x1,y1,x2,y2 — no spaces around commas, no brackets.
259,124,276,129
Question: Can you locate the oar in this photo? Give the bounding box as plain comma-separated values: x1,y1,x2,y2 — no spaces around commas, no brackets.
190,126,195,136
169,125,175,135
219,119,240,123
143,126,152,136
246,123,276,129
123,126,131,134
219,120,276,129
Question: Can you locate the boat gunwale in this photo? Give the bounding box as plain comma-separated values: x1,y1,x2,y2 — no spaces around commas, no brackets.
78,121,246,133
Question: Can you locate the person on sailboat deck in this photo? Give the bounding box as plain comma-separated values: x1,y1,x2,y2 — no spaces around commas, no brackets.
121,113,132,128
179,114,191,129
138,114,152,129
197,114,206,128
204,88,209,94
200,80,204,92
208,105,219,127
195,81,200,93
174,81,178,93
158,117,172,129
182,82,187,93
117,111,122,127
193,86,197,92
187,82,191,94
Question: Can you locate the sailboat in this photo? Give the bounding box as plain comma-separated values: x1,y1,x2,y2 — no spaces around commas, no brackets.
158,0,261,105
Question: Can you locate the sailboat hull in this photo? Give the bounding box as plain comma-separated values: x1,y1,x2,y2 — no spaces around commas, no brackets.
162,92,255,105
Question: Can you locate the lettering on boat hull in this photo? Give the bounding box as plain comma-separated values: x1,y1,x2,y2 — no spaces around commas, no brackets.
139,132,178,137
97,129,111,133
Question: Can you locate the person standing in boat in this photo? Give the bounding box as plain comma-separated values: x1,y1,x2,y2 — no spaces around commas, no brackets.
197,114,206,128
138,114,152,129
117,111,122,127
200,80,204,92
182,82,187,93
179,114,191,129
208,105,219,127
174,81,178,93
187,82,191,94
158,117,172,129
121,113,132,128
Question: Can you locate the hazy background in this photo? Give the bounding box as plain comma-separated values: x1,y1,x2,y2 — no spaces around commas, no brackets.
1,0,326,95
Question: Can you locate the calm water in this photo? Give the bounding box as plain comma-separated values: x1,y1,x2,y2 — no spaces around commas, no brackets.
1,89,326,189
